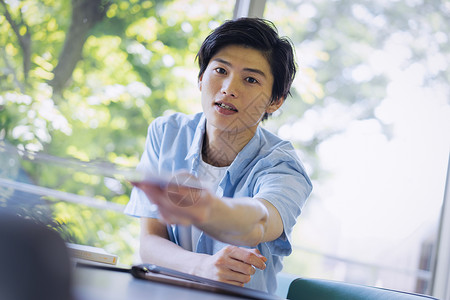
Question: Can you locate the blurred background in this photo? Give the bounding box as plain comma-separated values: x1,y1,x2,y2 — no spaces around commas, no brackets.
1,0,449,298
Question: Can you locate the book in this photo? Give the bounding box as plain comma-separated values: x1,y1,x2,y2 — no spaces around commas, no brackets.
66,243,118,265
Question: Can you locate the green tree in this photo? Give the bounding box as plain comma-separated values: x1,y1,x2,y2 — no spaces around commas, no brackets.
0,0,232,264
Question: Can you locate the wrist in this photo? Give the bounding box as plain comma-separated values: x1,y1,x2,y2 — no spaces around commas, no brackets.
189,252,210,277
196,189,223,226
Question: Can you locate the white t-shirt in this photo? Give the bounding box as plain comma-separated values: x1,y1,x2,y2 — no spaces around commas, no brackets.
177,157,228,252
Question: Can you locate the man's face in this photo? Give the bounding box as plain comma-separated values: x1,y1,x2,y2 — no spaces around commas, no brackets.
199,45,282,140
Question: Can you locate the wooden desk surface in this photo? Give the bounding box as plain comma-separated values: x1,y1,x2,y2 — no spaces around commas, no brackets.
73,264,271,300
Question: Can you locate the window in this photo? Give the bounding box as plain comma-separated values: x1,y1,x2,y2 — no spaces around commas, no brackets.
1,1,449,297
0,0,233,265
263,0,450,296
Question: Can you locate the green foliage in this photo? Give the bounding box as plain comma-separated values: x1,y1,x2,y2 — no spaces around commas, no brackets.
0,0,232,264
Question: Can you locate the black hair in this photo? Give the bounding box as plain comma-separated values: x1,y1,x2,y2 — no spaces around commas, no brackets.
196,17,297,120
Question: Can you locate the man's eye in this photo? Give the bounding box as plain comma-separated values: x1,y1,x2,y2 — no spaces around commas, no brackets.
246,77,258,84
215,68,226,74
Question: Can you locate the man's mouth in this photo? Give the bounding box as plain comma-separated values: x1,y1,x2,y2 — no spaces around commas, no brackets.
215,102,238,112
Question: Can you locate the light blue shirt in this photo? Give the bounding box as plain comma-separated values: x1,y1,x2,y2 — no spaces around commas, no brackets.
124,112,312,294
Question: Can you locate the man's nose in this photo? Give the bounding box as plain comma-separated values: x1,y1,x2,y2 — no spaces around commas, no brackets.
221,76,240,98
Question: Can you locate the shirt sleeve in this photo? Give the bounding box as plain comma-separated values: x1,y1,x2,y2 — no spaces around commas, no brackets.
253,159,312,256
124,119,164,219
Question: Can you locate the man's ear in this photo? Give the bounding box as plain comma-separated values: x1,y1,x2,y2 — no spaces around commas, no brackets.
266,98,284,114
198,74,203,91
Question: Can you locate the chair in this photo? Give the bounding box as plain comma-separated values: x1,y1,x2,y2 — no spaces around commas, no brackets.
286,278,439,300
0,212,73,300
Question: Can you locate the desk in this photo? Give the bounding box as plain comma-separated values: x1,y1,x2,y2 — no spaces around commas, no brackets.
74,265,283,300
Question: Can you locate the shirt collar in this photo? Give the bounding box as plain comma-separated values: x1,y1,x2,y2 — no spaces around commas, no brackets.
185,113,206,162
185,113,263,184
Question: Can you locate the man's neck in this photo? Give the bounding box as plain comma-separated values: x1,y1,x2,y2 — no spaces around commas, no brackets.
202,125,257,167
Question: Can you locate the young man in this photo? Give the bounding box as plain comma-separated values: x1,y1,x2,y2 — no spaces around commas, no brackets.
125,18,312,294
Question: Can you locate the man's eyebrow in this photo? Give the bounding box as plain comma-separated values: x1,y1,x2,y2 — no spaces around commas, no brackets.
212,58,267,78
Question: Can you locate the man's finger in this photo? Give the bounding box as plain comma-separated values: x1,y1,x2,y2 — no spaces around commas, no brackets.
224,256,257,275
248,248,268,263
217,268,252,284
228,247,267,270
235,248,267,270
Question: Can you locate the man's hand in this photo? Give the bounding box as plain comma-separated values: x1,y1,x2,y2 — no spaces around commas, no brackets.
132,172,215,226
194,246,267,286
